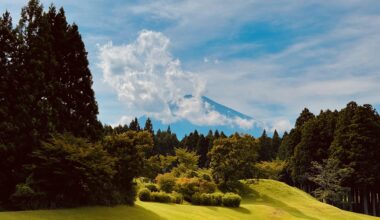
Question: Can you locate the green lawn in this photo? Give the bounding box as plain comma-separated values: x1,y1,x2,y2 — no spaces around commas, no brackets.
0,179,378,220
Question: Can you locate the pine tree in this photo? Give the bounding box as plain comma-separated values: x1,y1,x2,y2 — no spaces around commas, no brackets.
258,130,273,161
295,108,315,128
129,117,140,131
197,134,210,168
0,10,20,204
144,118,154,134
271,130,281,159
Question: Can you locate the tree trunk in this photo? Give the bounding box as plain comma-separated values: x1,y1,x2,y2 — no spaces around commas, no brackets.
372,191,376,216
362,188,369,215
348,188,353,211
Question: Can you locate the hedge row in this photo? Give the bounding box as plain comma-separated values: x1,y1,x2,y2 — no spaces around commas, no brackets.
191,192,241,207
138,188,183,204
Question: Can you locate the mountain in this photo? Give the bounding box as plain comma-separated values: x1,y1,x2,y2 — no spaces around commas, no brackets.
140,95,264,138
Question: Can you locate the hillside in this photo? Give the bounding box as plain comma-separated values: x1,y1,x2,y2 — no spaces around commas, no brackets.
0,179,378,220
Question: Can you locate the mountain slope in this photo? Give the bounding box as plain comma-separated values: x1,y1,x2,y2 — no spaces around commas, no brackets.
0,180,377,220
143,95,264,138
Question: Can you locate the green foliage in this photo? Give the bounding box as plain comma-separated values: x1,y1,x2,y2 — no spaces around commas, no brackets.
171,148,200,177
170,192,184,204
14,134,117,209
175,177,216,201
129,118,141,131
144,183,159,192
258,130,274,161
191,192,224,206
308,158,352,207
156,173,176,193
103,131,153,204
150,191,172,203
138,188,151,201
143,118,154,134
209,134,258,187
255,160,287,180
153,128,179,155
140,191,183,204
222,193,241,207
143,155,176,179
175,177,200,201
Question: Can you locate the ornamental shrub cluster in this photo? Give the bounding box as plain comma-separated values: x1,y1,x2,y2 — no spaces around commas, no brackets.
138,188,183,204
191,192,241,207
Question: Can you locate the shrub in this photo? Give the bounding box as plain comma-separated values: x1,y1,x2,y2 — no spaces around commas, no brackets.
200,173,212,181
191,193,224,206
190,193,202,205
171,192,183,204
176,177,200,201
222,193,241,207
145,183,159,192
151,191,172,203
138,188,151,201
156,173,176,193
210,192,224,206
199,181,216,193
176,177,217,201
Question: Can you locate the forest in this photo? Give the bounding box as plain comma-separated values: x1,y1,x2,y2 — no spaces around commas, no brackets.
1,0,379,218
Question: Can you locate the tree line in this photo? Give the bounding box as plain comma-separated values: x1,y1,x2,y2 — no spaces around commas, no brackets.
1,0,103,209
278,103,380,216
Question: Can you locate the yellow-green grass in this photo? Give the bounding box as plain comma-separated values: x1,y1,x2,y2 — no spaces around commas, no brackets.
0,179,378,220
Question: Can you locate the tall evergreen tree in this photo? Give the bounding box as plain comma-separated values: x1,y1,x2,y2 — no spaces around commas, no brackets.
129,117,140,131
271,130,281,159
0,10,19,204
258,130,273,161
144,117,154,134
330,102,380,214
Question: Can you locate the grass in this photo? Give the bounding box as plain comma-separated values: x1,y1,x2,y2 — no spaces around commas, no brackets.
0,179,378,220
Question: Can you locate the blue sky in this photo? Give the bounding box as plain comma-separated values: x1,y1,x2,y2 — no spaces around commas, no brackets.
2,0,380,135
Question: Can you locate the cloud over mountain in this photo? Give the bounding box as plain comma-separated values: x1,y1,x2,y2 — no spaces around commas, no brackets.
98,30,256,129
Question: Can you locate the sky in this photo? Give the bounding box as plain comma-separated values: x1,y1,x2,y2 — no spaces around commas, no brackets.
2,0,380,135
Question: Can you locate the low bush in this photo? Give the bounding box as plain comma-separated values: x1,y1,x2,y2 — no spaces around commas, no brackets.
191,192,223,206
176,177,217,201
150,191,172,203
138,188,151,201
145,183,159,192
156,173,176,193
210,192,224,206
176,177,200,201
171,192,184,204
222,193,241,207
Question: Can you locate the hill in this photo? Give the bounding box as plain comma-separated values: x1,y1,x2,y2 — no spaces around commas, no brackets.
0,180,378,220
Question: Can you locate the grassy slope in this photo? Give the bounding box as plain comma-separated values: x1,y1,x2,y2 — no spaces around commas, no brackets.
0,179,378,220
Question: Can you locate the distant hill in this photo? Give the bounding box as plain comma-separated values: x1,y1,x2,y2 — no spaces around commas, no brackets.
0,179,377,220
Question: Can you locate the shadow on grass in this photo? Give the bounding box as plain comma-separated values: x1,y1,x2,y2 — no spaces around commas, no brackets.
204,205,251,214
241,183,318,220
133,204,167,220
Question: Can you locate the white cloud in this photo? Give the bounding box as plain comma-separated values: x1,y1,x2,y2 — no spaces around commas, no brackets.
269,119,293,134
193,13,380,131
98,30,256,129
